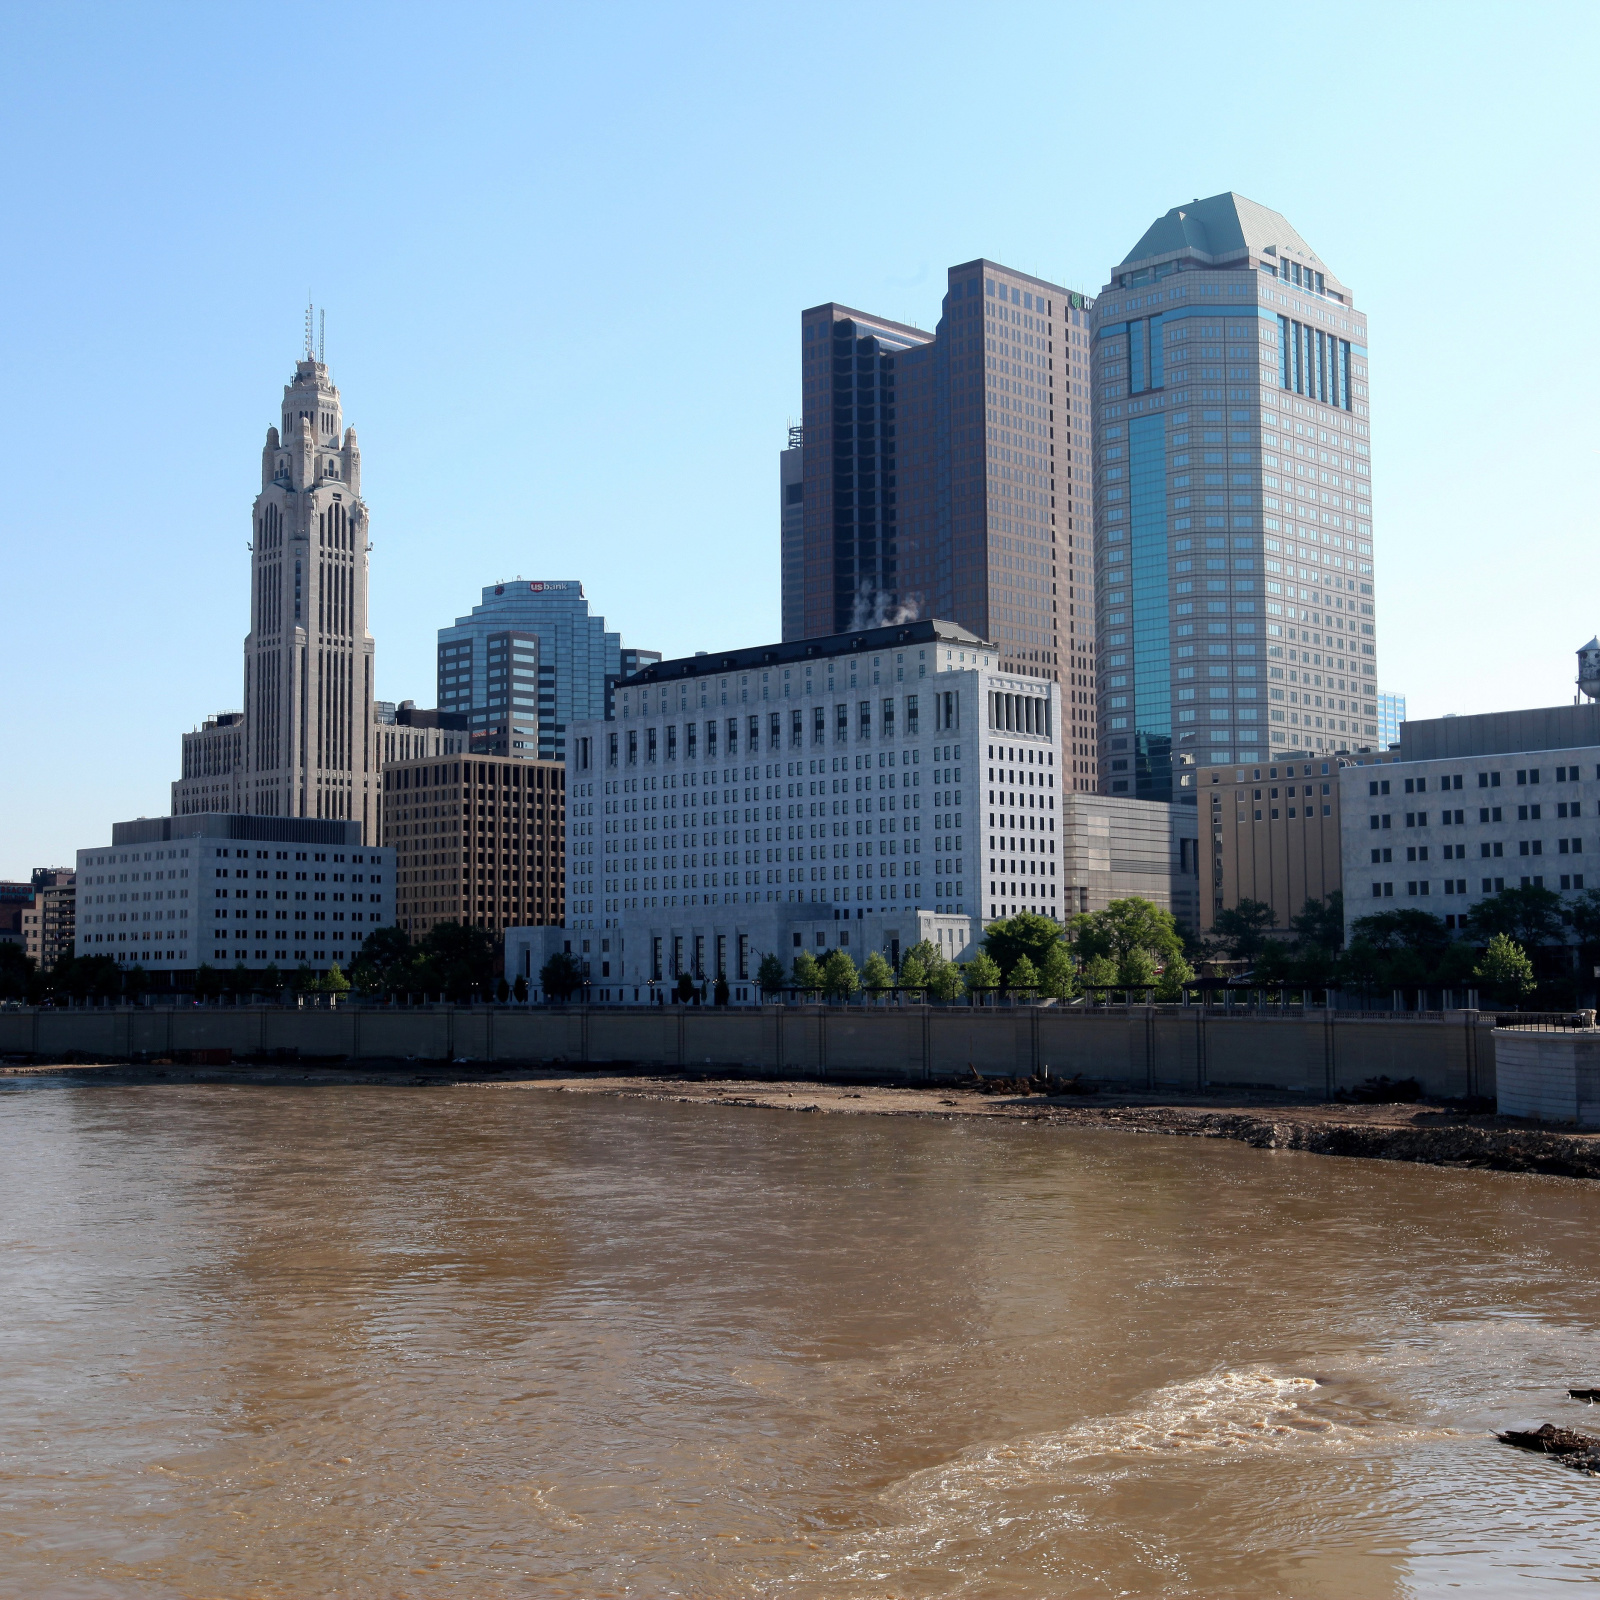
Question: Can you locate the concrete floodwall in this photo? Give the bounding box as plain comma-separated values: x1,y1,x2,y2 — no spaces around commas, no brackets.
0,1004,1498,1100
1493,1029,1600,1126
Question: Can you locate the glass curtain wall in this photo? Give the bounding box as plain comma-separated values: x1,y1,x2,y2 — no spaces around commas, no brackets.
1128,414,1171,801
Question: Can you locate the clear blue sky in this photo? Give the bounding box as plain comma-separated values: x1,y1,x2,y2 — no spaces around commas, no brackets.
2,1,1595,876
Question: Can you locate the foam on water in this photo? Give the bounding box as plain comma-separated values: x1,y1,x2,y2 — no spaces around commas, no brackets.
885,1366,1336,1514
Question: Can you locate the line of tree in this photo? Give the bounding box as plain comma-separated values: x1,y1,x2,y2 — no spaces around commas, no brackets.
1205,883,1590,1008
728,899,1196,1005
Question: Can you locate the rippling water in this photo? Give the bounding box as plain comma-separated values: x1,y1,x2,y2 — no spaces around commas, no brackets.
3,1084,1600,1597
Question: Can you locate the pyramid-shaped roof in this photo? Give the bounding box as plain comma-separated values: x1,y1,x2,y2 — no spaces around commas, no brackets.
1121,192,1326,275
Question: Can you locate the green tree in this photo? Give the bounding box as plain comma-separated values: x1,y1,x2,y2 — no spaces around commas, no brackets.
792,950,823,993
414,922,500,1002
191,962,224,1002
1081,952,1117,992
350,925,414,996
1466,885,1566,950
1251,939,1295,983
123,964,151,1003
861,950,893,995
964,949,1001,1001
1154,951,1195,1002
1476,932,1537,1005
541,950,584,1001
321,962,351,996
756,952,786,995
1009,953,1040,990
0,943,36,1003
1071,897,1186,968
48,953,121,1005
821,948,861,1000
927,957,964,1003
1348,908,1452,959
982,913,1067,982
1039,942,1078,1001
511,974,529,1002
713,973,730,1006
899,953,928,992
674,970,698,1004
1210,898,1278,961
495,975,511,1002
1291,891,1346,951
1118,946,1158,988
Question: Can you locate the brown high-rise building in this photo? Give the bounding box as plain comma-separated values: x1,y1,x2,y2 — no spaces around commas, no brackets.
383,754,564,940
791,261,1098,791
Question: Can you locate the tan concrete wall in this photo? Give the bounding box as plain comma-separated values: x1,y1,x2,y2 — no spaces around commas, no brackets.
1,1004,1498,1100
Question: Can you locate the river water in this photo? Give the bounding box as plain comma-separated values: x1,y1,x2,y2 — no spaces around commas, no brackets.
2,1085,1600,1597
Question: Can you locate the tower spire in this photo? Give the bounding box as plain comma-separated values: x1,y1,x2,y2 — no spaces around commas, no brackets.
304,296,314,360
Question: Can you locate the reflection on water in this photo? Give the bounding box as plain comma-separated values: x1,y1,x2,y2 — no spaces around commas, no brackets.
2,1085,1600,1597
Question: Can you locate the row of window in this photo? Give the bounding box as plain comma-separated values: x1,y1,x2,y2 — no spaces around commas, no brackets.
1372,840,1583,861
1369,805,1579,827
1372,874,1584,898
1368,764,1591,796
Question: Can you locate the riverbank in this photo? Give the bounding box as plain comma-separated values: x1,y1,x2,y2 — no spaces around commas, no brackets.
7,1057,1600,1179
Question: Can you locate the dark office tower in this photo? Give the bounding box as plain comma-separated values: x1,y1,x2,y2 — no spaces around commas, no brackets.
796,261,1099,790
1091,194,1378,806
779,425,805,642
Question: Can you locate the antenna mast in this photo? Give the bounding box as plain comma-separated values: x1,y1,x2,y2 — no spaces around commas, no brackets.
319,309,325,364
304,297,314,359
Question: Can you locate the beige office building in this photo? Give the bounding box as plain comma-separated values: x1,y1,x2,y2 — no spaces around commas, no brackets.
1199,752,1350,934
384,754,565,940
1058,794,1200,930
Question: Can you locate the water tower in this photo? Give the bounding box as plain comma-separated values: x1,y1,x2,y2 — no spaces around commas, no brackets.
1580,638,1600,701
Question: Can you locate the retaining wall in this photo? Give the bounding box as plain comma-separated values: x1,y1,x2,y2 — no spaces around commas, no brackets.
0,1005,1498,1100
1493,1029,1600,1126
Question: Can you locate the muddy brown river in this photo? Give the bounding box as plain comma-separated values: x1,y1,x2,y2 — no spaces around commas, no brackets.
2,1083,1599,1597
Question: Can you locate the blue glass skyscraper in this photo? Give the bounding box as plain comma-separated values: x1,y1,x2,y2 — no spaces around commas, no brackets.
1093,193,1380,806
436,581,657,764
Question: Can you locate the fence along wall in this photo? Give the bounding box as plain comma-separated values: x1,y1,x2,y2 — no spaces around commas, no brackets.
1,1006,1497,1100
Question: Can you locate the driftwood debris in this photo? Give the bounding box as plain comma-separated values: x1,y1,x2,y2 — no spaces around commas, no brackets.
1497,1423,1600,1473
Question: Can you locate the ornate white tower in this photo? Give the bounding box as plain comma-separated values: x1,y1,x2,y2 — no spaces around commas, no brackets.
240,350,376,837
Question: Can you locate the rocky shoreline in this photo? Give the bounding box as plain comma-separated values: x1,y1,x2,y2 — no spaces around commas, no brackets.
6,1059,1600,1180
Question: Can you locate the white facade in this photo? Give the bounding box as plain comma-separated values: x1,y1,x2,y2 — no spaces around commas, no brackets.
1339,745,1598,940
75,817,394,972
563,620,1064,934
506,905,977,1004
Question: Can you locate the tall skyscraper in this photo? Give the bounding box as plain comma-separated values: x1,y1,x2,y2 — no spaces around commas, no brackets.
792,261,1100,791
436,581,657,765
779,425,804,643
1091,194,1378,804
173,344,377,838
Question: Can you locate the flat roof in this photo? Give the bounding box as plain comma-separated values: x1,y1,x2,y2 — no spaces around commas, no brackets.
623,618,992,688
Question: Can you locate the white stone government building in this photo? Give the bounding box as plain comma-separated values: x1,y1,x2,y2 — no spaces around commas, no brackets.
507,618,1197,1001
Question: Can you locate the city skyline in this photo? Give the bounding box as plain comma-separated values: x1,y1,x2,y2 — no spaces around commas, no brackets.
3,5,1595,876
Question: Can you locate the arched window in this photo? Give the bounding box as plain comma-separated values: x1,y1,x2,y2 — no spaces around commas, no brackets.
327,459,338,477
